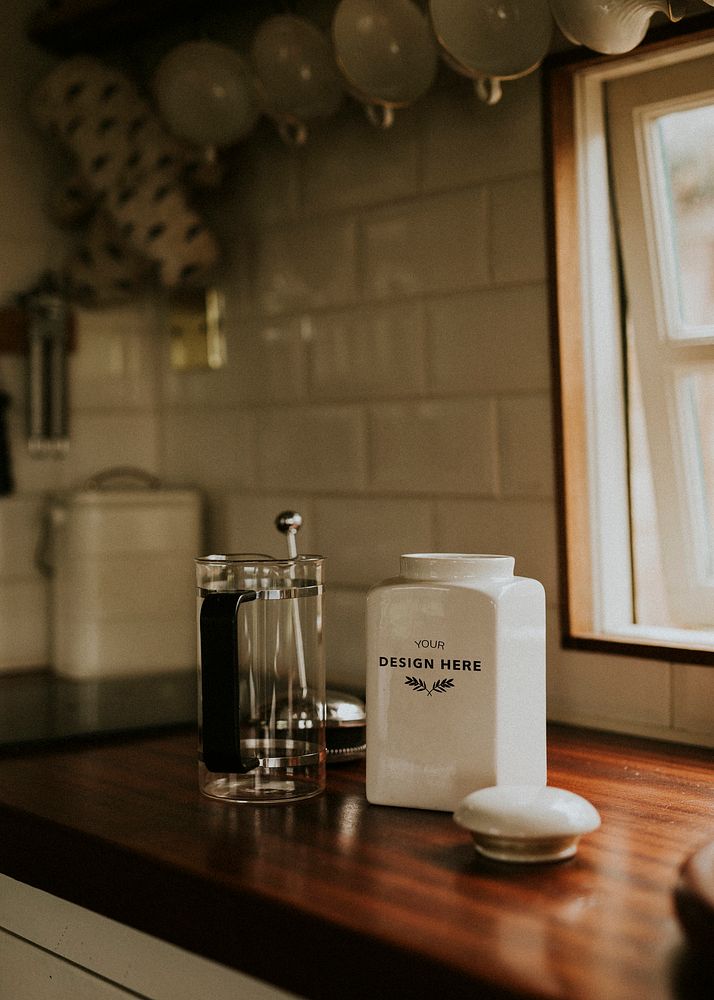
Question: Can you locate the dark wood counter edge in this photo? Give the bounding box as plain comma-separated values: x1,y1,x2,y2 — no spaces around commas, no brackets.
0,723,712,1000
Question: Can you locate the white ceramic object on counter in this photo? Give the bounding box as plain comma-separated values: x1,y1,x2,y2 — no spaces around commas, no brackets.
366,553,546,812
454,785,602,862
50,469,202,680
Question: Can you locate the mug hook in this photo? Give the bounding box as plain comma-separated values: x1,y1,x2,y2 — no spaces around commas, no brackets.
475,76,502,106
365,103,394,129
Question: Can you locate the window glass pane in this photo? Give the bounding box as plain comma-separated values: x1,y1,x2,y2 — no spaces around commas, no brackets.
684,369,714,580
656,105,714,332
628,346,670,626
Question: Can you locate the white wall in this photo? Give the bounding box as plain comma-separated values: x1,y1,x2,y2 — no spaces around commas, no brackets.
0,1,164,669
159,68,713,746
0,2,711,743
160,74,550,687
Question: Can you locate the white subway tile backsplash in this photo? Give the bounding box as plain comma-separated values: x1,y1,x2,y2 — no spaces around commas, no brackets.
162,361,236,410
426,285,551,395
0,495,47,572
255,216,358,315
162,410,255,490
490,174,547,285
162,297,237,409
323,586,367,692
6,441,64,498
226,126,301,229
546,615,672,728
9,411,161,499
314,497,433,586
370,399,498,495
302,106,420,212
498,500,559,601
0,579,49,670
256,405,368,493
434,498,501,552
672,665,714,738
435,498,559,600
163,292,306,413
308,302,427,400
422,75,543,192
62,413,160,488
234,317,308,404
362,189,489,299
71,303,160,411
498,394,555,498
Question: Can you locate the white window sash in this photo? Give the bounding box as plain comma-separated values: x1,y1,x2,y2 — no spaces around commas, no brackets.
607,49,714,627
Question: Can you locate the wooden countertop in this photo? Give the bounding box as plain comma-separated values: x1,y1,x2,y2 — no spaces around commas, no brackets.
0,724,712,999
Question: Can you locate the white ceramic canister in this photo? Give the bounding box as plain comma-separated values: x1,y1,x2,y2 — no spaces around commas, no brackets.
366,553,546,811
49,468,202,680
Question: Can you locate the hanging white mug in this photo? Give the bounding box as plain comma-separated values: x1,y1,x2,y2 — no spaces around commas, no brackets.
152,41,260,150
251,15,343,146
428,0,552,106
332,0,437,128
549,0,686,56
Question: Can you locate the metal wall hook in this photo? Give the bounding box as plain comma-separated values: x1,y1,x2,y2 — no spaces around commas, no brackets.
24,289,70,457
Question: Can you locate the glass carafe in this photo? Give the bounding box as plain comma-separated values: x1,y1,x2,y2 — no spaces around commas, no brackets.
195,554,325,803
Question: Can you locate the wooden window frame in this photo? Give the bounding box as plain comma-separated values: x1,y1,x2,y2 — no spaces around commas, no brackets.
543,13,714,667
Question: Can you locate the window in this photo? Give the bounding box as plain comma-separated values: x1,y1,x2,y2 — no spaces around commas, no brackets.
546,19,714,663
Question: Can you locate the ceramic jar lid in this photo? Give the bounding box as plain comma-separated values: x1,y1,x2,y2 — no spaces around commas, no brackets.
454,785,601,863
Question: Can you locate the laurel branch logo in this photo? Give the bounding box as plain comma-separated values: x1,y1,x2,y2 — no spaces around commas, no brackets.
404,676,455,696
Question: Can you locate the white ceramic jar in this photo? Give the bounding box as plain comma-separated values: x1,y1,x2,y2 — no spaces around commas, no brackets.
366,553,546,811
49,470,202,680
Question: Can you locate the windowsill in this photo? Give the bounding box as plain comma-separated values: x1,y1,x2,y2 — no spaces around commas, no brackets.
562,626,714,665
609,623,714,649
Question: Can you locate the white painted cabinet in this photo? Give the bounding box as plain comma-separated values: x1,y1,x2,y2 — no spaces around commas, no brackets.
0,876,298,1000
0,929,138,1000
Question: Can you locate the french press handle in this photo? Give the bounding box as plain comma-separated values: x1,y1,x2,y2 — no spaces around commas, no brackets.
199,590,258,774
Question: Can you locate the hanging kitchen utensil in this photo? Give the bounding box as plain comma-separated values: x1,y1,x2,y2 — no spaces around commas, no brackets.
31,56,221,292
332,0,437,127
106,168,219,287
46,173,97,229
429,0,553,105
250,15,343,145
22,284,70,457
64,211,150,305
152,41,260,154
